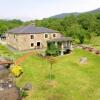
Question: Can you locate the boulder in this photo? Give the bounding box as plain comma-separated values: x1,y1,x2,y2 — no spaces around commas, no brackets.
95,50,100,55
23,83,32,91
80,57,88,64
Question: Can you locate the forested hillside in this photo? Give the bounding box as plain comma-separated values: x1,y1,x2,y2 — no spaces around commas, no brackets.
0,12,100,44
35,13,100,44
0,19,23,36
50,7,100,18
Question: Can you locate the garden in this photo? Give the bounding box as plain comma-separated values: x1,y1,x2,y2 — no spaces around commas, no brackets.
16,48,100,100
0,43,100,100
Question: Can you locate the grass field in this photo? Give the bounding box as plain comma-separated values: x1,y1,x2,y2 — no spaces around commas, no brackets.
0,44,13,56
0,44,28,60
0,44,100,100
90,36,100,49
16,49,100,100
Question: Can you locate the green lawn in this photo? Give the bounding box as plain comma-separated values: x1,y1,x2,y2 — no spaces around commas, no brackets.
16,49,100,100
0,44,28,60
90,36,100,49
0,44,100,100
0,44,13,56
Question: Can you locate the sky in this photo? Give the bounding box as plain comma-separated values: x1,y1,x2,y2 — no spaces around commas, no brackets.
0,0,100,21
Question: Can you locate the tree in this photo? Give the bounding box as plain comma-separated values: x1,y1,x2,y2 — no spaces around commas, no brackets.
95,21,100,36
76,28,88,44
0,25,8,35
46,43,60,56
0,19,23,35
35,12,100,44
46,56,56,81
78,13,96,31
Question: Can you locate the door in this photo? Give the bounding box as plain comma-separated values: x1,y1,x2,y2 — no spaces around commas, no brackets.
37,42,41,49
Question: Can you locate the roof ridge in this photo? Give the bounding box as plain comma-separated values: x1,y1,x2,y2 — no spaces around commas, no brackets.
19,25,32,33
8,25,58,34
8,25,26,32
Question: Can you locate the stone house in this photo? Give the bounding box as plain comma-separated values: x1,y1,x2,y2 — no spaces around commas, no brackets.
6,25,72,54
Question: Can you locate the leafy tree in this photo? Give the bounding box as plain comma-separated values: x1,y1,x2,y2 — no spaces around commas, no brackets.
67,24,89,44
76,28,88,44
95,21,100,36
78,13,96,31
0,25,8,35
46,43,60,56
34,12,100,43
0,19,23,35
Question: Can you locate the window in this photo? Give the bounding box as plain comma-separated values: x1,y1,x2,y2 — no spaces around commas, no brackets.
30,35,34,39
53,34,56,38
37,42,40,46
31,43,34,47
45,34,48,38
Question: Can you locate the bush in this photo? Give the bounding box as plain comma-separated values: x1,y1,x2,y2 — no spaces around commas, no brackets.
10,65,23,77
20,90,28,98
46,43,60,56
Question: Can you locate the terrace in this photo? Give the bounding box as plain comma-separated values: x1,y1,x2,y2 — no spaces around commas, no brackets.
47,37,73,55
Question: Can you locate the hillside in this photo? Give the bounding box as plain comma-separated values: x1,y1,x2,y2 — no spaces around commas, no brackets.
91,8,100,12
51,12,79,18
51,7,100,18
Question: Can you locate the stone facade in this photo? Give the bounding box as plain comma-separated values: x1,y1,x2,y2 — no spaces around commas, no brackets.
6,32,61,51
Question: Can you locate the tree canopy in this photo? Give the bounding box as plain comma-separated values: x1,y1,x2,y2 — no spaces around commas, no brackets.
0,19,23,35
35,12,100,44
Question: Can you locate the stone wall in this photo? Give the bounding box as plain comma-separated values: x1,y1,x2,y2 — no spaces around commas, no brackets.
6,34,19,50
6,33,61,51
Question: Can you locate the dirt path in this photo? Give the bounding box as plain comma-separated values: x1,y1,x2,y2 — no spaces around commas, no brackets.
15,51,33,65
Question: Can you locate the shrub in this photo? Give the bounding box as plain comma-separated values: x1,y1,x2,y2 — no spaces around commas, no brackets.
10,65,23,77
20,90,28,98
46,43,60,56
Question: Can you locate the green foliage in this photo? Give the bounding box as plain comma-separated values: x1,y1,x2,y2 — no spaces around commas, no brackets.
0,44,14,57
0,19,23,35
78,13,96,31
35,12,100,43
11,65,23,77
20,90,28,98
16,48,100,100
0,25,8,35
46,43,60,56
